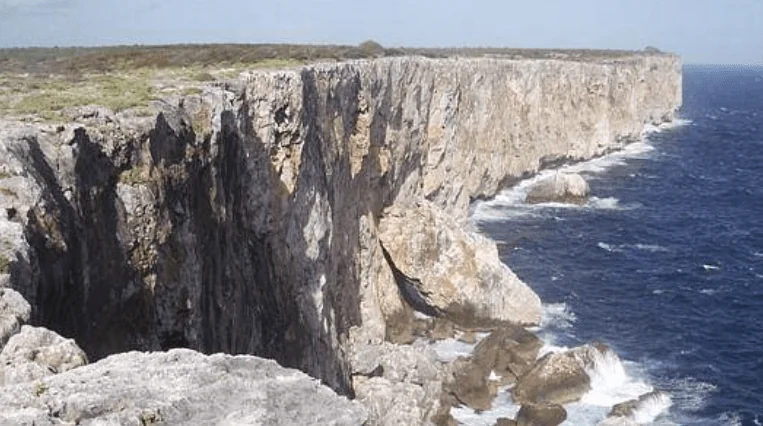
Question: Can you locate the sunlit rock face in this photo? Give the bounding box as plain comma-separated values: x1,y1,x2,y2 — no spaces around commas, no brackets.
0,54,681,421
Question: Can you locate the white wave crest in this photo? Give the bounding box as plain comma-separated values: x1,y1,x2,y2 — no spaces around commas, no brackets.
598,242,669,253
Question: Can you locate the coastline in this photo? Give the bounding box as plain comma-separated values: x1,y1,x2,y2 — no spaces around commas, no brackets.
445,119,692,425
0,53,683,424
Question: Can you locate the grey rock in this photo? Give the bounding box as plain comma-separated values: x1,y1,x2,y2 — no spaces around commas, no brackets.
525,172,590,204
0,348,367,425
604,390,671,424
512,345,609,405
0,288,30,352
0,54,682,423
350,341,442,424
0,325,87,385
379,201,542,327
516,403,567,426
472,326,543,385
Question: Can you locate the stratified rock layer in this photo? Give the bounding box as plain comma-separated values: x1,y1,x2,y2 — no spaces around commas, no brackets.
0,54,682,423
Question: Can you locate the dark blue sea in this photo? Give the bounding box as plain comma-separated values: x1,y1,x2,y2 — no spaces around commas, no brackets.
473,66,763,425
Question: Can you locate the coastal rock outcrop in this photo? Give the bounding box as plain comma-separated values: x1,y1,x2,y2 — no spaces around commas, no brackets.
0,325,87,385
599,390,671,425
378,201,542,326
512,344,613,405
516,403,567,426
0,287,30,351
525,172,590,204
0,52,682,424
0,348,367,425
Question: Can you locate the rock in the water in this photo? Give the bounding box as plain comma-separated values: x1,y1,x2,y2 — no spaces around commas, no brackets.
516,403,567,426
525,173,590,204
512,344,608,405
378,201,541,327
495,418,518,426
472,326,542,385
443,357,494,411
0,348,367,425
0,288,30,351
606,390,671,423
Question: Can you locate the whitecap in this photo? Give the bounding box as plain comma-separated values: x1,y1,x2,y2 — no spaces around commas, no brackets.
632,244,669,253
539,302,577,330
702,264,720,271
699,288,717,295
661,377,717,412
598,242,621,253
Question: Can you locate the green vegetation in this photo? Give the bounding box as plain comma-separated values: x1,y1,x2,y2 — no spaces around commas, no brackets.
33,382,47,396
0,187,17,197
0,42,666,122
0,254,9,274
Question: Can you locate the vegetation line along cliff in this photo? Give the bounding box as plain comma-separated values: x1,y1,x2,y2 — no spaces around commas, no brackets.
0,52,682,424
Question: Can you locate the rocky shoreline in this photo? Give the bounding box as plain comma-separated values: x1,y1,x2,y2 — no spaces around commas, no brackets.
0,53,681,424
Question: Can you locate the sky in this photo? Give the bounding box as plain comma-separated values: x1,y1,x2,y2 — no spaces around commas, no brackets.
0,0,761,65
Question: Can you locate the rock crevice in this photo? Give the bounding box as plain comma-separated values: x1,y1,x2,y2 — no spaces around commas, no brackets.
0,54,682,424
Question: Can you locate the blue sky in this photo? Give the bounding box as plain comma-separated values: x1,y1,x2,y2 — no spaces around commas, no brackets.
0,0,760,64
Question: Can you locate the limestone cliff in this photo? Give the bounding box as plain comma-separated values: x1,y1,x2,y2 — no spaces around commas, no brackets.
0,54,682,410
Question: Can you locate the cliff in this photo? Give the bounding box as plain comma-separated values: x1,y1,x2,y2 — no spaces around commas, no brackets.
0,53,682,423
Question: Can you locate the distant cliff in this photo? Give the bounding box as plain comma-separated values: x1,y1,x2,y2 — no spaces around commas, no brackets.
0,53,681,423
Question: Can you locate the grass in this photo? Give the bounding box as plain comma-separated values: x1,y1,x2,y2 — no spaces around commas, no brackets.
0,43,669,122
0,254,10,274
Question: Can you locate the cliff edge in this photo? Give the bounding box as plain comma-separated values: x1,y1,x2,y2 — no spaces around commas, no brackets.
0,53,682,424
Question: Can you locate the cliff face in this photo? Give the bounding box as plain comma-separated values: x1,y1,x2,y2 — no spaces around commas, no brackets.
0,55,682,398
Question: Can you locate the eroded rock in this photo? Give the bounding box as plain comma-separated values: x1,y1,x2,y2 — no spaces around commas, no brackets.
525,172,590,204
516,403,567,426
0,325,88,385
0,288,30,352
472,326,543,385
511,345,606,405
0,348,367,425
605,390,671,424
378,201,542,327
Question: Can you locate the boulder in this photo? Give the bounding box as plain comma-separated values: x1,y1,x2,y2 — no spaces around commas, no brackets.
525,173,590,204
472,326,543,385
605,390,671,424
350,341,442,425
516,403,567,426
512,344,611,405
378,201,541,327
0,325,88,385
0,288,30,352
443,357,494,411
495,418,518,426
0,348,367,425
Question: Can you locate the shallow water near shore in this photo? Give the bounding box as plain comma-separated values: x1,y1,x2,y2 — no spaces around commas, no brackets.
464,66,763,425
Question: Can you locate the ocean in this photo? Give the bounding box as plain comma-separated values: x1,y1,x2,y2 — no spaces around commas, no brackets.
464,66,763,425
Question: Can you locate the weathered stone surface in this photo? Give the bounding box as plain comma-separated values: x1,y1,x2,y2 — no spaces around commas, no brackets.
0,288,30,352
443,357,494,411
605,390,671,424
495,418,518,426
0,325,87,385
0,348,367,425
379,201,542,327
472,326,543,385
516,403,567,426
525,172,590,204
0,54,682,420
512,345,608,405
350,340,442,424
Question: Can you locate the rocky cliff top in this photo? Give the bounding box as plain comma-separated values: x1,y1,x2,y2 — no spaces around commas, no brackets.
0,51,682,424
